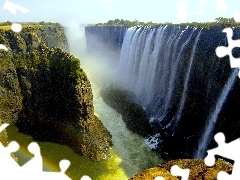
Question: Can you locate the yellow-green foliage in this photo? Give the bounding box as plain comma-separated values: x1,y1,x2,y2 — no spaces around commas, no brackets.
0,53,23,124
0,23,87,125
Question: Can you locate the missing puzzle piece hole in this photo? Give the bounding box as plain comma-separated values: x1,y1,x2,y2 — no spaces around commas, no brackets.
80,175,92,180
6,141,19,152
205,155,233,175
59,159,70,173
234,11,240,22
154,177,165,180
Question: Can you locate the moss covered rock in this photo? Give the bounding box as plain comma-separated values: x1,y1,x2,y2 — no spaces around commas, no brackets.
0,23,112,161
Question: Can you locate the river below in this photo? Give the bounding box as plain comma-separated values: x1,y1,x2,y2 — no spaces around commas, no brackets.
5,54,163,180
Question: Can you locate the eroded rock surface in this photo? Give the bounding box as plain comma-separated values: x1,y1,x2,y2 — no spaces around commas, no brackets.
0,23,112,161
130,159,233,180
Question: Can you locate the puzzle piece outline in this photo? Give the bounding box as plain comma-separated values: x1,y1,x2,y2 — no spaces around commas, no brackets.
0,123,92,180
204,132,240,180
175,0,227,22
154,165,190,180
216,28,240,78
155,132,239,180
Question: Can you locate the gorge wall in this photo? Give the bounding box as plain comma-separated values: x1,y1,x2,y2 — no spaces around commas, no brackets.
0,24,112,161
85,24,240,160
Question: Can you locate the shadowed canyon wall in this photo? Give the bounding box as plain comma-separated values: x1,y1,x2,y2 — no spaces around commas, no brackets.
85,25,240,160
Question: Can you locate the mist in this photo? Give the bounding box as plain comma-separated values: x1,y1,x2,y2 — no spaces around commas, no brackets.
63,21,121,88
62,23,163,178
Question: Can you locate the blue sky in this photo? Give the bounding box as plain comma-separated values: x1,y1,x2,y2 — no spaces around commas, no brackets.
0,0,240,25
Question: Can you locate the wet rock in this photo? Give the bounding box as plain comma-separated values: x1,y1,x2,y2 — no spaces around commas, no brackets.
101,87,153,137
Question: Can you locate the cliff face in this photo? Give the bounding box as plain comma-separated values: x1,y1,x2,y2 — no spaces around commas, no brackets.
0,24,111,161
85,25,240,160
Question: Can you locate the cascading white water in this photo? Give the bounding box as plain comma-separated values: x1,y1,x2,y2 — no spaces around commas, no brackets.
64,25,163,179
195,68,238,158
84,24,239,161
155,26,183,108
117,26,202,123
163,27,196,113
173,29,202,126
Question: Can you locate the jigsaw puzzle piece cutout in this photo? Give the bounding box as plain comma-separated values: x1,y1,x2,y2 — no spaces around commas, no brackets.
215,45,229,58
39,160,71,180
19,147,72,179
176,0,226,22
80,175,92,180
59,159,70,174
20,142,43,174
0,123,9,132
217,171,236,180
154,176,165,180
204,132,226,166
0,44,8,51
215,28,240,77
3,0,30,14
217,169,240,180
204,132,240,178
234,11,240,22
0,141,20,174
170,165,190,180
0,123,21,175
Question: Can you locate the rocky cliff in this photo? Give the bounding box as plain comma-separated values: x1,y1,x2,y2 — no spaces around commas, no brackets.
85,24,240,160
0,23,111,161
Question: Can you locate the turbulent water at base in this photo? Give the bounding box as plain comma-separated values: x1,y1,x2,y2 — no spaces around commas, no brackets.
80,56,163,178
5,26,163,180
115,25,239,159
195,68,238,158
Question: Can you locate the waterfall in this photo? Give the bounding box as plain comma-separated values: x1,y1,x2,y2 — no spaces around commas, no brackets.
173,29,202,127
117,26,202,123
195,68,238,158
85,23,240,160
164,27,196,113
80,56,162,178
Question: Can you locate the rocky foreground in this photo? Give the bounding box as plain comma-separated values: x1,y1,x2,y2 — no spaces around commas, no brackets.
130,159,233,180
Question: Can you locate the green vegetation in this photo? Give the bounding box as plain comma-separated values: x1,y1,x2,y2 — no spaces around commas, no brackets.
0,23,85,125
96,19,159,27
0,22,63,34
95,17,240,29
0,21,61,28
0,23,112,161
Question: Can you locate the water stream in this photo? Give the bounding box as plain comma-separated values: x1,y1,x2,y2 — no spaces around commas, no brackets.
6,54,162,180
80,55,163,178
195,68,238,158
